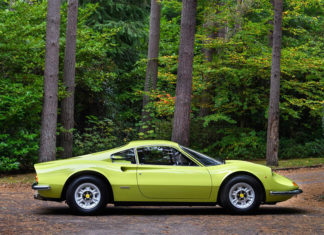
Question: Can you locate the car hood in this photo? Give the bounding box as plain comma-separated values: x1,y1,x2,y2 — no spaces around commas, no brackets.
225,159,270,168
208,159,272,173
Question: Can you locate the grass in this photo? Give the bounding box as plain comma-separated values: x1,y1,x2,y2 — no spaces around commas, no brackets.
251,157,324,169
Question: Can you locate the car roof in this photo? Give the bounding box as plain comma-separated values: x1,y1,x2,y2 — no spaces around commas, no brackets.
126,140,179,148
89,140,180,158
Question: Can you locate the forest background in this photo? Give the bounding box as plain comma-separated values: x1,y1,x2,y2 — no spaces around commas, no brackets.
0,0,323,172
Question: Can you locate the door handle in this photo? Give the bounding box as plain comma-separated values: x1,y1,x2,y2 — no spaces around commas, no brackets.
120,166,137,172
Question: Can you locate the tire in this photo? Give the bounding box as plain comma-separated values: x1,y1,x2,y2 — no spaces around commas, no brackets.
220,175,262,214
66,175,108,215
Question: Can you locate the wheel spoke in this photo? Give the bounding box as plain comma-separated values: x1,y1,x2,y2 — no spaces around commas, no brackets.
229,182,255,209
232,198,238,205
74,182,101,210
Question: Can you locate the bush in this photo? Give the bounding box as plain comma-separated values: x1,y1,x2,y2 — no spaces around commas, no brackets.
213,130,266,160
0,131,39,172
73,116,119,156
189,126,267,160
280,138,324,159
0,157,19,172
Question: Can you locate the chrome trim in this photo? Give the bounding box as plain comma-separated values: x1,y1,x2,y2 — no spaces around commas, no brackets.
120,186,130,189
270,189,303,195
32,182,51,190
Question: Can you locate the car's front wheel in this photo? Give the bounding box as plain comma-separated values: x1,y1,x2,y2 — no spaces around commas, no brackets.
220,175,262,213
66,175,108,215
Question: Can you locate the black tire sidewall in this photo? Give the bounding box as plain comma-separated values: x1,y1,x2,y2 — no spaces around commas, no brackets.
220,175,262,213
66,175,108,215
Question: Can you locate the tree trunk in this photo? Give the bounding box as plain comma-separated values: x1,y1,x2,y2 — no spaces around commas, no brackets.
60,0,78,159
140,0,162,134
171,0,197,146
39,0,61,163
266,0,283,166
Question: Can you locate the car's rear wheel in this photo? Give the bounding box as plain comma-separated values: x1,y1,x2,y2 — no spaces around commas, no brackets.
66,175,108,215
220,175,262,214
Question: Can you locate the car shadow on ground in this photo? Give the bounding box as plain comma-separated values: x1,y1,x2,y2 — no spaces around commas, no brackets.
35,205,307,217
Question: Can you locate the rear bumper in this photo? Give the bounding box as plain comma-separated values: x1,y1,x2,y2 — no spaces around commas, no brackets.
33,192,62,202
34,193,45,200
32,182,63,202
32,182,51,190
270,189,303,195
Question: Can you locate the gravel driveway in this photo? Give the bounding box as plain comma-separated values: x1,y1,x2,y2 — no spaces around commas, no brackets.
0,167,323,235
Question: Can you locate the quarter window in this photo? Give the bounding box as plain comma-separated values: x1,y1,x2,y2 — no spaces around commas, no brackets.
111,149,136,164
137,146,197,166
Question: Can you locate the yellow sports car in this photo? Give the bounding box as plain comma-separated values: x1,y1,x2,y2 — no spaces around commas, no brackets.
32,140,302,214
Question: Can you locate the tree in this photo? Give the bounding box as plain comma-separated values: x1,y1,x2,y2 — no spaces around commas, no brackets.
199,0,225,117
39,0,61,163
140,0,162,133
60,0,78,158
266,0,283,166
171,0,197,146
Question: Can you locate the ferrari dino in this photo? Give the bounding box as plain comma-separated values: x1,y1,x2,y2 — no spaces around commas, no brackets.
32,140,302,214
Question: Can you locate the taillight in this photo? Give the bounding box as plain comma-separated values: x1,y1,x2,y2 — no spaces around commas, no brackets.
293,181,298,187
35,175,38,183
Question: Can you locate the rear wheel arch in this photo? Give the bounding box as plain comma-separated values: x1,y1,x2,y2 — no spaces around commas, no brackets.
217,171,266,204
61,171,114,203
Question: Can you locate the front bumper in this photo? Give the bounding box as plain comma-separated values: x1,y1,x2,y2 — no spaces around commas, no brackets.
270,189,303,195
32,182,51,190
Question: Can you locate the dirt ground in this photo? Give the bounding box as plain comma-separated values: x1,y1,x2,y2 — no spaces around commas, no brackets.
0,167,323,235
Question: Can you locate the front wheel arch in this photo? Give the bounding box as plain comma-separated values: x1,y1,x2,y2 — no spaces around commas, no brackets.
61,171,114,203
217,171,266,205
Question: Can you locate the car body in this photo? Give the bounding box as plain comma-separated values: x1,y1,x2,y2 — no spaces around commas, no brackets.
32,140,302,214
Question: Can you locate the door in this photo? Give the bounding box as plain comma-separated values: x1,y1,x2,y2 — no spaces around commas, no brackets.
136,146,211,199
109,148,139,201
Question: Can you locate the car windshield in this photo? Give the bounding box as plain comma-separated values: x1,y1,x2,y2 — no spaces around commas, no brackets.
180,146,223,166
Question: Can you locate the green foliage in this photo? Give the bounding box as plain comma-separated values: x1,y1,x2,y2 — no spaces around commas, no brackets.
0,157,19,172
1,0,323,172
73,116,119,156
0,2,46,172
80,0,149,70
191,127,267,160
140,0,324,160
202,113,237,127
0,1,119,171
280,138,324,159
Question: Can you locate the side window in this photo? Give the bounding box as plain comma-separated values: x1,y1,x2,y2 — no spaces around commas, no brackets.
137,146,197,166
111,149,136,164
137,147,170,165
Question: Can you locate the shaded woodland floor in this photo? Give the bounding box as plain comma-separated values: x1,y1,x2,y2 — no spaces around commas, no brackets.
0,167,323,235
